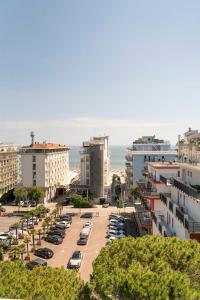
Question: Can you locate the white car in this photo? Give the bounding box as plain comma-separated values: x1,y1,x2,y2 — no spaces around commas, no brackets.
83,222,92,229
80,227,90,238
67,251,82,269
107,229,125,236
109,220,125,227
56,221,71,228
107,232,126,238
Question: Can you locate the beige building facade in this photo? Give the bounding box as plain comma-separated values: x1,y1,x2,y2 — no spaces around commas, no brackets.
21,142,70,202
0,143,18,198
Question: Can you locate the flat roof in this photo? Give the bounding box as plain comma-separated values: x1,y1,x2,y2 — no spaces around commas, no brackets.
148,162,180,169
22,143,69,150
132,151,177,155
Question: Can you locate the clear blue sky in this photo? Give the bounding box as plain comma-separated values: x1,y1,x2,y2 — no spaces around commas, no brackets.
0,0,199,145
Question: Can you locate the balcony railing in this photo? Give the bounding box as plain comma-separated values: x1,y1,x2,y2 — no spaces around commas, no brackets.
160,175,168,185
160,193,167,206
176,207,184,224
173,179,200,199
169,200,173,212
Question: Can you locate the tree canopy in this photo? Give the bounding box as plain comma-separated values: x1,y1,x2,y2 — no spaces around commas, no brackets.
91,235,200,299
71,194,93,208
28,186,44,203
0,260,86,300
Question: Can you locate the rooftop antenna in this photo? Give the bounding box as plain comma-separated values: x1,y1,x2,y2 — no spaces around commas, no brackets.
30,131,35,145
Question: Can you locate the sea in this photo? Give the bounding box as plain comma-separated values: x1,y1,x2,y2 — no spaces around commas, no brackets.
69,145,127,171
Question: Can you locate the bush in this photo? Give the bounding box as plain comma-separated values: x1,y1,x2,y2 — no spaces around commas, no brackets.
71,194,93,208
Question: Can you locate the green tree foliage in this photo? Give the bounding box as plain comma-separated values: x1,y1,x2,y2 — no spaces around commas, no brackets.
0,246,3,261
28,186,44,204
71,194,93,208
91,236,200,299
130,186,140,200
0,188,15,204
14,187,28,205
0,260,86,300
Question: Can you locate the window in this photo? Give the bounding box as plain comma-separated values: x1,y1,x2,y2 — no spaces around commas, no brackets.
33,164,36,170
190,172,192,178
172,218,174,228
32,156,36,163
33,179,36,185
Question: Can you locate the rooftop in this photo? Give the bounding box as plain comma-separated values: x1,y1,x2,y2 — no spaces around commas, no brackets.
148,162,180,170
22,143,69,150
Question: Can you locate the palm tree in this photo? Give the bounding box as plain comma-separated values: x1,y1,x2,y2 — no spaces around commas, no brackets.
20,216,27,237
44,216,51,231
19,244,25,260
9,245,21,260
24,235,31,259
29,229,37,251
6,234,14,248
56,204,63,216
12,223,21,241
36,229,42,245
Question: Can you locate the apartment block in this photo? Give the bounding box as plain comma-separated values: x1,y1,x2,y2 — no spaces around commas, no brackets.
80,136,110,198
21,141,70,203
126,135,177,187
0,143,18,198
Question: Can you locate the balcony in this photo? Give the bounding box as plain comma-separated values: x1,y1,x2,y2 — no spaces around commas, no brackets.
151,211,176,237
173,179,200,199
160,193,167,206
160,175,172,186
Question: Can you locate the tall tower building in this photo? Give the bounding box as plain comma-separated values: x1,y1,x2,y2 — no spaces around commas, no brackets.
80,136,110,198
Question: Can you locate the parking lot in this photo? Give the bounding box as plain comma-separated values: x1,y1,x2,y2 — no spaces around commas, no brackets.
0,204,135,282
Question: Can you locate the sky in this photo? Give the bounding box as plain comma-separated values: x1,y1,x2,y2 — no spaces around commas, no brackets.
0,0,200,146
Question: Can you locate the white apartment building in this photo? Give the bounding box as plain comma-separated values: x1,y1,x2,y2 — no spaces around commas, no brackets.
21,142,70,203
148,161,200,242
126,135,177,187
80,136,110,198
179,128,200,164
137,162,180,235
0,143,19,198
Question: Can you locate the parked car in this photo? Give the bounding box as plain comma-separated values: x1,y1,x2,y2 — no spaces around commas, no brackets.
10,200,17,206
67,251,82,269
77,236,88,245
44,235,63,245
109,225,125,232
58,217,72,224
50,225,66,232
0,207,6,212
107,232,126,238
60,214,72,220
83,222,92,229
80,212,93,218
27,258,47,270
80,228,90,238
22,201,30,207
50,225,66,231
107,229,125,236
34,248,54,259
56,221,71,228
30,201,37,207
48,230,65,238
109,214,124,221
